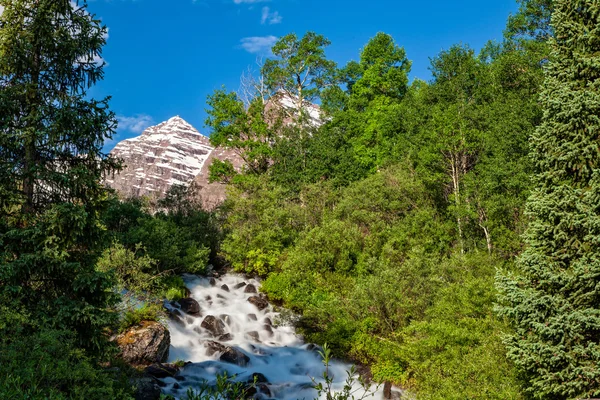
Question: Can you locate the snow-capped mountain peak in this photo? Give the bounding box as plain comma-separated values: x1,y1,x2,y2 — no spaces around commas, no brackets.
106,116,213,197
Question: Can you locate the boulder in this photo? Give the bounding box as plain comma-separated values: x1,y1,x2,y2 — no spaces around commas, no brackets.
234,282,247,290
209,278,216,286
144,363,180,379
248,296,268,311
245,383,271,398
201,315,227,336
247,313,257,321
116,321,170,366
133,377,162,400
221,284,230,292
263,324,273,336
218,333,233,342
245,331,260,342
244,284,257,294
248,372,269,384
205,341,250,367
178,298,201,316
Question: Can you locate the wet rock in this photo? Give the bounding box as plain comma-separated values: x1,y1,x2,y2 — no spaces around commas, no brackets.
205,341,250,367
245,383,271,398
221,284,230,292
201,315,227,336
263,324,273,336
216,293,226,300
132,376,161,400
219,314,231,325
247,313,257,321
234,282,247,290
186,317,194,324
248,296,268,311
245,331,260,342
178,298,201,316
193,326,202,335
209,278,216,286
263,317,273,326
218,333,233,342
205,340,225,356
248,372,269,384
244,284,257,294
144,363,179,379
115,321,170,366
173,383,181,390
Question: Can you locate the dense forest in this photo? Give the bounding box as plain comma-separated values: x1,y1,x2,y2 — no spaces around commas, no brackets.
1,0,599,399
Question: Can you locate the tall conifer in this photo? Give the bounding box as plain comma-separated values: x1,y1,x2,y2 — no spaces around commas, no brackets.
0,0,119,351
497,0,600,397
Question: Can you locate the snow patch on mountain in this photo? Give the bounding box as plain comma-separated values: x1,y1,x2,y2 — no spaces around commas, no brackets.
106,116,214,198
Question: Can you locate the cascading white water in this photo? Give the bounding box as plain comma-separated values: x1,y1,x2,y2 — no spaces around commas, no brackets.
158,274,390,399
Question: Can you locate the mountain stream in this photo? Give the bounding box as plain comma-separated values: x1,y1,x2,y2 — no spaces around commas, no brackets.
159,274,393,399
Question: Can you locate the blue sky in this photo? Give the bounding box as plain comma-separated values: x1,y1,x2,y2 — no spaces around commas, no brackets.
89,0,519,150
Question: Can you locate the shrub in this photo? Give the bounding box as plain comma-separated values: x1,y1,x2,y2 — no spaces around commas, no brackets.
0,330,133,399
119,303,163,333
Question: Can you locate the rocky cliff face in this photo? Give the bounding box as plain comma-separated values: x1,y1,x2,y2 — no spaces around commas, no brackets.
106,116,213,198
107,95,322,209
106,116,244,209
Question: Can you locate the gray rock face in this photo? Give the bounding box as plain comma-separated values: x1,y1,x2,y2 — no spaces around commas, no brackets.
106,116,245,210
107,116,214,199
107,96,322,209
116,321,170,366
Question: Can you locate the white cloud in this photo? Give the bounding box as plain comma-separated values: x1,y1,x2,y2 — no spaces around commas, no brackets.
239,35,277,54
117,114,154,134
261,6,281,25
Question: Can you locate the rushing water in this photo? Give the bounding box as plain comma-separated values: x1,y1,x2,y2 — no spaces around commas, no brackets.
158,274,392,399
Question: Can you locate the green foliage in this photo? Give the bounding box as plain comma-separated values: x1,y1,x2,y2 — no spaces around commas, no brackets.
219,176,304,275
0,330,133,399
263,32,337,109
213,22,551,397
0,0,121,352
208,159,237,184
206,90,274,174
497,1,600,398
163,372,252,400
119,303,162,333
97,242,158,294
102,192,218,281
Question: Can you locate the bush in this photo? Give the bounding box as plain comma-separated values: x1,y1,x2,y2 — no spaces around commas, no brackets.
97,242,158,294
0,330,133,399
119,303,163,333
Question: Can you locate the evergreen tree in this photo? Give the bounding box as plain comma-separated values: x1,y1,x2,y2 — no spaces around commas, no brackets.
497,0,600,397
0,0,119,351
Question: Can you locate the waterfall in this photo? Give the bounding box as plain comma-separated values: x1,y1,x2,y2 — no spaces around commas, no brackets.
158,274,390,399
